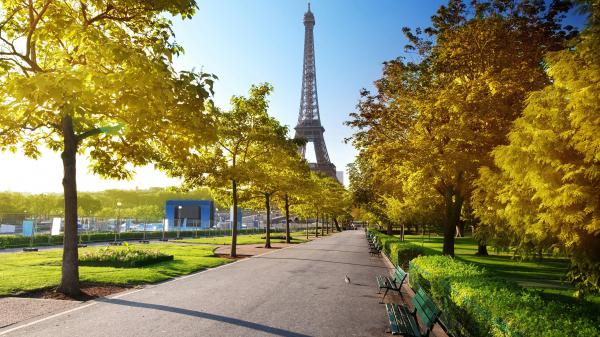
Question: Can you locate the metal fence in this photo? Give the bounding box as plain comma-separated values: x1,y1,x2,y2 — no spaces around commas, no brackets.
0,212,314,241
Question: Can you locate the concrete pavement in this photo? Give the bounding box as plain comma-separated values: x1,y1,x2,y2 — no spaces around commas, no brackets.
1,231,391,337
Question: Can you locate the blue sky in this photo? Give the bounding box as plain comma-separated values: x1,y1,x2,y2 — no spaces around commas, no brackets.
170,0,449,180
0,0,587,192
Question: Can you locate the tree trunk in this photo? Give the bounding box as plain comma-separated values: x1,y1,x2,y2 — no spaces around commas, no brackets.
58,115,80,296
442,188,463,257
264,193,271,249
401,224,405,242
284,194,291,244
321,214,325,236
476,243,489,256
315,212,319,238
306,218,309,240
456,220,465,238
326,214,329,234
334,217,341,232
230,179,238,257
386,221,393,236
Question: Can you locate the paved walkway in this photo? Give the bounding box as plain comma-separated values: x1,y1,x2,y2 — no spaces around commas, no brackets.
1,231,391,337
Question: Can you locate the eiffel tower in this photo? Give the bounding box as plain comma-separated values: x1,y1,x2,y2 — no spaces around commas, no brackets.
294,3,337,179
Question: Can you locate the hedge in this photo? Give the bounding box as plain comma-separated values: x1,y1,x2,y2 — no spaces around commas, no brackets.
0,228,276,248
368,229,433,268
409,256,599,337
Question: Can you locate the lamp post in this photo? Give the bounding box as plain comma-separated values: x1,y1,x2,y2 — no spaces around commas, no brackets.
114,202,122,244
176,205,182,239
214,208,219,237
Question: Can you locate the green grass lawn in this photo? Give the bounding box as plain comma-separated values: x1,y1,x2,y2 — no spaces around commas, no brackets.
0,244,230,296
401,234,600,306
179,231,310,245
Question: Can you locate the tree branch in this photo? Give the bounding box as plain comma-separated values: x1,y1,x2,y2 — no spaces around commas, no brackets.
76,128,103,142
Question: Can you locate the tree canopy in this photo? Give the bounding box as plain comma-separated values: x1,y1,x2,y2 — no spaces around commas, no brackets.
473,1,600,294
0,0,213,295
347,0,574,255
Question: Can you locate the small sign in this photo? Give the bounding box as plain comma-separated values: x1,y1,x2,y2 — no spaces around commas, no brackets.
22,220,34,237
0,224,15,234
51,217,61,236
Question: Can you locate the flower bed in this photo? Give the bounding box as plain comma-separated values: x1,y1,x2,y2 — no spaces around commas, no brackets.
79,245,174,268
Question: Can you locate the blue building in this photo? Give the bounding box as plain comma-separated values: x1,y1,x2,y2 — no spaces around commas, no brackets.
165,200,214,230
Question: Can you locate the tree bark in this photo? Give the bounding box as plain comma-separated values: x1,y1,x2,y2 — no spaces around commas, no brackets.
305,218,309,240
476,243,489,256
284,194,291,244
321,213,325,236
315,212,319,238
456,220,465,237
264,193,271,248
442,188,464,257
386,221,393,236
401,224,405,242
58,115,80,296
230,179,238,257
333,217,341,232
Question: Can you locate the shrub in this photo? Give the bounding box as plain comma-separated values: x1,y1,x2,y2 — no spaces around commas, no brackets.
409,256,599,337
79,244,174,268
0,228,264,248
368,229,432,268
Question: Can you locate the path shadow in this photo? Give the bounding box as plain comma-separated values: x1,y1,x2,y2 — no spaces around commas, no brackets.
305,243,369,249
95,298,311,337
254,256,390,270
290,248,366,254
349,283,370,287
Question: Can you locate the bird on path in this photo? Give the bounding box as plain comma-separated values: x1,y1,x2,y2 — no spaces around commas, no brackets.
345,274,351,284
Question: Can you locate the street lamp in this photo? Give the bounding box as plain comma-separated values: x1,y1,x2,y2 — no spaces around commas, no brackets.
176,205,182,239
114,202,122,244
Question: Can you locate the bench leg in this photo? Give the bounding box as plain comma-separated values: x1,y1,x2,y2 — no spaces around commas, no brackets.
380,288,389,304
394,286,404,301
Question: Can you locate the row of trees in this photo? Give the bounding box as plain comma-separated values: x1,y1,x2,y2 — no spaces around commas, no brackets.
0,188,211,219
0,1,350,296
160,83,350,254
347,0,598,294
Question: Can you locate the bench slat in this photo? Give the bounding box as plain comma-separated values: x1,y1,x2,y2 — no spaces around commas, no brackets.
385,303,400,335
387,304,421,337
402,306,421,337
412,288,441,329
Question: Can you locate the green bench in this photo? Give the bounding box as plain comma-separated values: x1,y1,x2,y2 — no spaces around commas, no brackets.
369,240,381,256
367,233,378,247
376,265,407,302
385,288,441,336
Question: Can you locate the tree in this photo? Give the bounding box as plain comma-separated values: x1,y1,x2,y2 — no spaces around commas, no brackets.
165,84,284,257
78,195,102,217
347,0,574,255
473,1,600,293
302,172,349,236
0,0,214,295
272,144,311,243
319,175,351,233
346,159,391,233
240,126,305,248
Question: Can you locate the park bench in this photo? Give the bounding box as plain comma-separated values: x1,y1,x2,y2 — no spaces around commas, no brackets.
369,240,381,256
376,265,407,302
367,233,377,247
385,287,441,336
